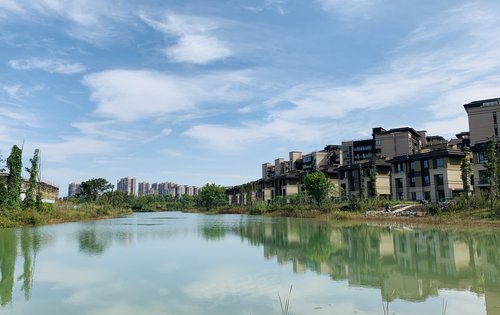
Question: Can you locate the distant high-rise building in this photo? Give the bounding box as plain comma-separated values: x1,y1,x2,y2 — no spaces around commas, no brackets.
68,182,81,197
117,177,136,195
138,181,150,196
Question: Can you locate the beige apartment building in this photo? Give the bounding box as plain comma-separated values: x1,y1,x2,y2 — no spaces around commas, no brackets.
388,144,466,202
464,97,500,192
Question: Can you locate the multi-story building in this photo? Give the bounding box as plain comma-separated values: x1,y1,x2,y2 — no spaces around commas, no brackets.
138,181,150,196
117,177,136,195
464,97,500,192
68,182,81,197
388,142,466,202
338,158,392,199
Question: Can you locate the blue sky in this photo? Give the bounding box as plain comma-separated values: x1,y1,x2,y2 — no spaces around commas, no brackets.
1,0,500,195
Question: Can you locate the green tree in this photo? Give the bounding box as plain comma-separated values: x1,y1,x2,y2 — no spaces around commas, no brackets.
460,147,472,200
23,149,39,209
6,145,23,211
0,153,6,210
484,137,498,211
369,162,377,198
198,183,226,210
79,178,114,202
303,171,332,206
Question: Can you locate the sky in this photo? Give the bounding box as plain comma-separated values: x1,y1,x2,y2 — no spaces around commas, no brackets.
1,0,500,195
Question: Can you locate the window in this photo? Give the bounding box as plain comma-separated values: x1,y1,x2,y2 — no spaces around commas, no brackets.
423,175,430,186
410,161,416,172
435,158,445,169
395,178,403,189
479,170,489,185
495,112,498,137
477,152,486,163
395,163,403,173
410,176,416,187
375,139,381,146
424,191,431,201
422,159,429,169
411,192,417,201
435,174,444,186
340,171,346,179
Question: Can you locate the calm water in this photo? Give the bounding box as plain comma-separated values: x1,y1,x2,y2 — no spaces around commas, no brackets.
0,212,499,315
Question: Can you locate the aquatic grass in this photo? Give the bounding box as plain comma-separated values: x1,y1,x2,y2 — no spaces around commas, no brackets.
278,285,292,315
442,299,448,315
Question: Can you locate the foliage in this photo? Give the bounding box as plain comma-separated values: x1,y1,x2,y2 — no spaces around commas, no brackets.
369,162,377,197
6,145,23,211
460,147,472,200
303,171,332,206
249,201,268,214
198,183,227,210
23,149,40,210
79,178,114,202
483,137,500,213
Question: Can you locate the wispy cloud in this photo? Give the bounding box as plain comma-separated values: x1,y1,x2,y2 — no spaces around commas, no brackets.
243,0,288,15
36,136,116,162
82,69,252,122
185,118,322,151
139,12,231,64
9,58,86,74
0,0,131,44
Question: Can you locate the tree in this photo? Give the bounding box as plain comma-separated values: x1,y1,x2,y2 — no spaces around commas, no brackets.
23,149,39,209
484,137,499,211
79,178,114,202
369,162,377,198
460,147,472,200
303,171,332,206
198,183,226,210
6,145,22,211
0,153,6,210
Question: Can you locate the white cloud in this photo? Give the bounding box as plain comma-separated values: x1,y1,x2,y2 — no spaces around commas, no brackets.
165,34,231,64
82,69,252,122
36,136,115,162
9,58,86,74
1,84,21,97
185,118,322,151
140,12,231,64
0,0,131,43
265,2,500,132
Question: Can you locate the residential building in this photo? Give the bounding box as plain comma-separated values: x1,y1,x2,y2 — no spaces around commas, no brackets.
117,177,136,195
68,182,81,197
138,181,150,196
1,173,59,202
338,158,392,199
388,144,466,202
464,97,500,192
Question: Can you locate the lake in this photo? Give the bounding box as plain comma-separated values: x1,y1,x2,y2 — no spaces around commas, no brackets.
0,212,499,315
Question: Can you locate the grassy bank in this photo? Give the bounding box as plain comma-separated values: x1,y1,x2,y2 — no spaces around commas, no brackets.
0,201,132,228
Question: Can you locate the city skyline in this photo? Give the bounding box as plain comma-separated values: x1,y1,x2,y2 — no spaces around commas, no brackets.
2,1,500,192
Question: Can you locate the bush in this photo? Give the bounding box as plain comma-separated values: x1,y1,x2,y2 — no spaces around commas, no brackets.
249,201,268,214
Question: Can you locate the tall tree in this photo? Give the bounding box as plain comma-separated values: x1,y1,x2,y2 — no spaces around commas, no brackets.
0,153,6,210
23,149,39,209
369,162,378,198
79,178,114,202
303,171,332,206
198,183,226,210
6,145,22,211
484,137,498,211
460,147,472,200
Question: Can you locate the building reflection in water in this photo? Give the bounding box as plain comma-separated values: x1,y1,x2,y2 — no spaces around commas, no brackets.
238,220,500,314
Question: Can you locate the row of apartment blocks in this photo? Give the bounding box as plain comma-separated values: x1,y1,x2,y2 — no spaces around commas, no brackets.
227,97,499,205
68,177,199,198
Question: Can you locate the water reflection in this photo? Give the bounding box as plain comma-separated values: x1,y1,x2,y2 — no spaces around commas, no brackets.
0,228,46,306
237,220,500,313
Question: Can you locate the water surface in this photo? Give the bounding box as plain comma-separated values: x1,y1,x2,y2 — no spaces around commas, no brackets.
0,212,499,315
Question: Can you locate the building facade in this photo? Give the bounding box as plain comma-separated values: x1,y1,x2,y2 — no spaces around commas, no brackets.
117,177,136,195
138,181,150,196
68,182,81,197
464,98,500,193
